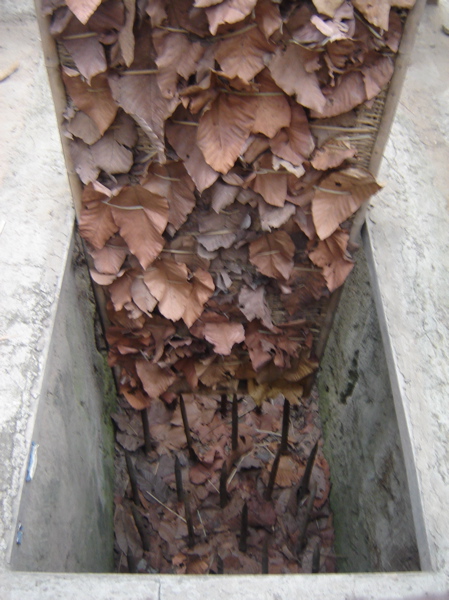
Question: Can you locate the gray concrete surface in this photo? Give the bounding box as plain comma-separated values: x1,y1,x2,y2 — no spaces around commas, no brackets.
0,0,449,597
318,250,419,572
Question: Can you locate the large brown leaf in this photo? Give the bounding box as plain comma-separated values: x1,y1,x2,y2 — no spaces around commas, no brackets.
353,0,415,31
312,0,345,17
252,70,291,139
215,26,275,83
88,237,128,274
249,231,295,280
206,0,258,35
66,111,102,144
153,31,205,99
310,71,366,119
203,322,245,355
183,269,215,327
62,71,117,135
166,120,219,192
197,93,257,174
90,133,133,174
208,180,239,213
362,55,394,100
311,138,356,170
309,228,354,291
109,73,179,162
268,45,326,113
79,182,118,249
62,35,107,83
311,167,381,239
69,139,100,184
136,360,177,398
251,155,288,208
270,104,315,166
66,0,102,24
255,0,282,38
238,286,274,329
110,186,169,268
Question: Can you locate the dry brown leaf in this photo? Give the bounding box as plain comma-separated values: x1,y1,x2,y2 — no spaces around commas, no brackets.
215,26,275,83
270,104,315,166
249,231,295,280
136,359,177,398
311,0,345,18
251,70,291,139
109,73,178,162
197,93,257,174
62,71,117,135
203,322,245,355
69,139,100,184
206,0,258,35
110,186,169,269
197,205,250,251
353,0,415,31
309,228,354,291
66,0,102,24
108,271,133,311
154,31,205,99
79,182,118,248
208,180,240,213
255,0,282,38
146,0,167,26
90,133,133,174
131,277,158,316
183,269,215,328
118,0,136,67
166,120,219,192
114,503,143,557
252,167,287,208
62,34,107,84
311,138,356,170
88,238,128,274
66,111,102,144
268,45,326,113
258,200,296,232
238,286,274,329
310,71,366,119
311,166,381,239
362,55,394,100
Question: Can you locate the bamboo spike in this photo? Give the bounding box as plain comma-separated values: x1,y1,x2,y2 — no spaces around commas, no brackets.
174,455,184,503
280,398,290,455
296,481,317,554
220,393,228,418
312,544,321,573
262,537,269,574
264,445,282,501
184,494,195,548
220,462,229,508
131,505,151,552
297,441,319,505
231,395,238,451
125,452,140,506
238,502,248,553
179,396,197,462
217,555,224,574
126,550,138,573
141,409,152,456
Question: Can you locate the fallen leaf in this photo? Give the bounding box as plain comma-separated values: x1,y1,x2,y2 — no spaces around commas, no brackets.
108,271,133,310
79,182,118,249
270,104,315,166
206,0,258,35
66,111,102,144
183,269,215,328
118,0,136,67
249,231,295,280
136,359,177,398
362,55,394,100
88,238,128,274
114,503,143,558
258,200,296,232
255,0,282,38
69,139,100,184
203,322,245,355
131,277,158,316
310,71,366,119
238,286,274,329
311,0,345,18
208,180,240,213
251,70,291,139
352,0,415,31
62,71,118,135
309,228,354,291
66,0,102,24
121,386,152,410
268,45,326,113
197,92,257,174
110,186,169,269
311,138,356,170
311,167,381,239
251,154,287,207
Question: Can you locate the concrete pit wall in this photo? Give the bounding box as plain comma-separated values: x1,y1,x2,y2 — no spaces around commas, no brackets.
9,235,116,573
318,244,419,572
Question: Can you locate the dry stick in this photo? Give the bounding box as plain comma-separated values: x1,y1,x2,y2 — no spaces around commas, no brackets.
231,395,239,452
297,441,319,505
220,462,229,508
220,393,228,418
217,555,224,574
238,502,248,553
126,551,138,573
179,396,197,462
125,452,140,506
184,494,195,548
280,399,290,455
296,481,317,555
131,505,151,552
174,455,184,503
312,544,321,574
264,445,282,501
262,537,269,574
141,409,152,455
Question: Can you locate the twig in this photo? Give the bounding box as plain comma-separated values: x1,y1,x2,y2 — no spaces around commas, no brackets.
217,555,224,574
262,537,269,574
297,441,319,505
0,61,19,82
220,462,229,508
220,393,228,418
312,544,321,573
175,455,184,503
184,494,195,548
264,445,282,501
180,396,198,462
125,452,140,506
144,489,186,523
197,509,207,540
121,69,158,75
239,502,248,553
280,399,290,455
231,395,238,452
141,409,152,455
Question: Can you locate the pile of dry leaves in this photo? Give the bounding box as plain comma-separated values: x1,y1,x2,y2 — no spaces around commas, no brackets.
44,0,414,574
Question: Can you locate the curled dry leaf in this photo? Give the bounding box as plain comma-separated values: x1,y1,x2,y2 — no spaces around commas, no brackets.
311,166,381,240
197,93,257,174
118,0,136,67
66,0,102,24
206,0,258,35
66,111,102,145
270,104,315,167
69,139,100,184
110,186,169,269
136,359,177,399
88,238,128,275
62,71,118,135
268,45,326,113
353,0,415,31
362,55,394,100
310,71,366,119
238,286,274,330
249,231,295,280
78,181,118,249
311,138,356,170
251,70,291,139
311,0,345,18
309,228,354,291
131,277,158,316
203,321,245,355
255,0,282,38
62,33,107,84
